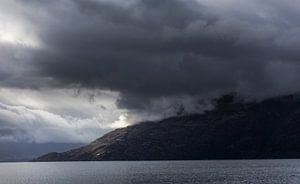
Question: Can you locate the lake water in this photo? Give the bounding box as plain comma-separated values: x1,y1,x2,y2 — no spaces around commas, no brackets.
1,160,300,184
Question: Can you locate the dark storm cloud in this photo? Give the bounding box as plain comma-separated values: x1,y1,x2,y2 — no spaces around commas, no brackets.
10,0,300,109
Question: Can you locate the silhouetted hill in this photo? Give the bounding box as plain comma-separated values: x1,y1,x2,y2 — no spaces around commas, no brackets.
0,143,83,162
34,94,300,161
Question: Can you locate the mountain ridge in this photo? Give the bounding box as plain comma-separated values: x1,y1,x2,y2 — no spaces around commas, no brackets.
34,94,300,161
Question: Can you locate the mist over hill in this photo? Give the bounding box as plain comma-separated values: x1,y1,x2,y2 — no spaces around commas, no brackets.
35,93,300,161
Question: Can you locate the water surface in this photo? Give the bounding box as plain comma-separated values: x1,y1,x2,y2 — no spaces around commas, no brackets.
1,160,300,184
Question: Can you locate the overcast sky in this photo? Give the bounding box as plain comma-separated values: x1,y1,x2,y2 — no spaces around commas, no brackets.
1,0,300,144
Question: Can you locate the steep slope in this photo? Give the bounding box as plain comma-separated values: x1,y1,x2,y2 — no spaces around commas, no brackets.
34,94,300,161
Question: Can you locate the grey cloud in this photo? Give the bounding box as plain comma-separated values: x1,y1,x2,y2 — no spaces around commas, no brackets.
3,0,300,111
0,128,15,136
0,101,110,143
0,117,32,142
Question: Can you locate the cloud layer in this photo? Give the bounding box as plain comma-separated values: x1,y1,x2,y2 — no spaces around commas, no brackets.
1,0,300,143
9,1,300,103
0,88,130,143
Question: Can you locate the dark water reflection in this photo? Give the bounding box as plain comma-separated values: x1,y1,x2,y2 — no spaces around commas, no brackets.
1,160,300,184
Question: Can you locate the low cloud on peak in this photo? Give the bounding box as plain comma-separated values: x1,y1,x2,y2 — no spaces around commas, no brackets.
1,0,300,143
